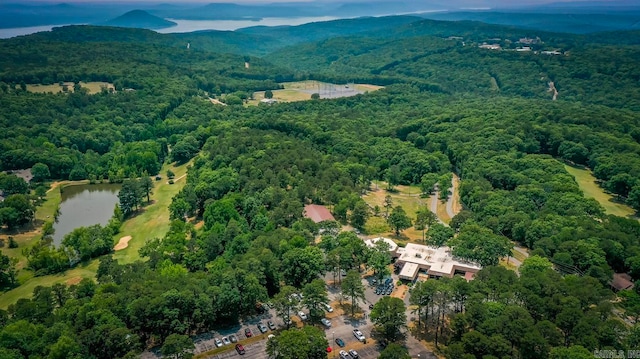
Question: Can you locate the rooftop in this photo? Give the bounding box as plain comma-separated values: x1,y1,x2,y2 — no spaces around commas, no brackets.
303,204,335,223
396,243,481,277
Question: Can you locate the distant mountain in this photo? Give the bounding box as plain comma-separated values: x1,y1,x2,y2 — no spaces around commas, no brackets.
101,10,176,30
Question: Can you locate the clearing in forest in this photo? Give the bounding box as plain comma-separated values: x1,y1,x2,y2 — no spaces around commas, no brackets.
0,161,191,309
361,181,427,241
26,81,115,95
564,164,636,218
248,80,384,105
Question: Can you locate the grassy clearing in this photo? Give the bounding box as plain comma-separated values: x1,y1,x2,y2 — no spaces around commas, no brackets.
26,81,114,95
113,161,190,264
0,260,98,309
362,181,427,241
436,198,451,224
247,81,384,105
0,162,190,308
564,164,636,218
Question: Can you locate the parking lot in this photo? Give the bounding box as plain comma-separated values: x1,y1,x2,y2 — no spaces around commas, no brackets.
141,270,434,359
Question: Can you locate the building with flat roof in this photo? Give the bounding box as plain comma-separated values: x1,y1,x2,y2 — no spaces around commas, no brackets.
394,243,481,281
303,204,335,223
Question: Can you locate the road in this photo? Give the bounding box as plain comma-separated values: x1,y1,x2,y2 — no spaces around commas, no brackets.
429,192,448,227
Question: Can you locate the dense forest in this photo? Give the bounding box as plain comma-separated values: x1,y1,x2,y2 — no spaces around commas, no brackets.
1,14,640,359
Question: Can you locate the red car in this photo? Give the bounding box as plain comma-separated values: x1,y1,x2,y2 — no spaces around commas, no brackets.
244,328,252,338
235,344,246,355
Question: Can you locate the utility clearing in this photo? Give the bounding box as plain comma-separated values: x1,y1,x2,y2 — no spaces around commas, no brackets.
27,81,115,95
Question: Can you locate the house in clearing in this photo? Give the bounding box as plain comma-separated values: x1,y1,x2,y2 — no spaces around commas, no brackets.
303,204,335,223
365,237,481,281
611,273,634,292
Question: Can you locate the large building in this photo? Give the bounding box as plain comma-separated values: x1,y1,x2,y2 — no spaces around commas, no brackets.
364,237,481,281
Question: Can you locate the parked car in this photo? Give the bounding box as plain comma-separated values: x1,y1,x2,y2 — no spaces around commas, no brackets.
235,344,245,355
323,303,334,312
222,337,231,345
320,318,332,328
214,338,223,347
244,328,253,338
229,334,238,343
353,329,365,342
339,350,351,359
268,320,276,330
258,322,268,333
335,337,346,347
349,349,359,358
298,311,308,321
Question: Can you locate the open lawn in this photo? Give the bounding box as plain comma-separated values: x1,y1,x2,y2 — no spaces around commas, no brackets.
26,81,115,95
248,80,384,105
112,161,190,264
564,164,636,218
0,261,98,309
0,161,190,308
362,181,428,241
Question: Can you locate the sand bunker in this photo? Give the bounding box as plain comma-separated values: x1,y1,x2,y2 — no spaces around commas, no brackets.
114,235,132,251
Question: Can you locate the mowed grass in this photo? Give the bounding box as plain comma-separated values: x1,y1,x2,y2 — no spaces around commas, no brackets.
26,81,114,95
0,261,98,309
247,81,384,105
564,164,636,218
0,162,190,308
113,161,190,264
362,181,428,241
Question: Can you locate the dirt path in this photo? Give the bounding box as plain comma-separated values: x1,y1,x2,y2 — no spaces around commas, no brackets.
548,81,558,101
429,192,448,226
168,173,187,184
445,175,462,219
208,97,227,106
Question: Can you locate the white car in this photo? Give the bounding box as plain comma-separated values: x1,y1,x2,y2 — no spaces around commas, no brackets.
320,318,332,328
298,311,308,321
214,338,223,347
349,349,359,358
323,303,334,312
222,337,230,345
353,329,365,342
339,350,351,359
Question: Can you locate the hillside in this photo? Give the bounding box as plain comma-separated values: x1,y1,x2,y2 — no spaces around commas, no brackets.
101,10,176,30
2,15,640,359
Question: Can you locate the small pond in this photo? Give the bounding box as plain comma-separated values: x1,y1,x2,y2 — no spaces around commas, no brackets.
52,183,121,246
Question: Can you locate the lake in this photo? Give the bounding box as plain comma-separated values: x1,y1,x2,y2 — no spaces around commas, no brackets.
52,183,121,246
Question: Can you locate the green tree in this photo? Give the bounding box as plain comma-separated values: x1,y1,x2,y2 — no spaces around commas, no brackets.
367,239,391,281
1,194,35,228
378,343,411,359
171,136,199,164
167,169,175,179
311,93,320,100
549,345,593,359
370,296,407,342
426,223,454,248
266,326,328,359
520,255,553,277
282,246,325,288
0,175,28,195
302,279,329,320
341,270,366,316
387,206,412,236
420,173,439,196
350,200,369,230
140,174,154,203
161,334,194,359
0,253,17,290
384,194,393,217
118,179,141,216
449,224,511,266
415,207,437,242
273,285,299,329
30,163,50,183
265,90,274,99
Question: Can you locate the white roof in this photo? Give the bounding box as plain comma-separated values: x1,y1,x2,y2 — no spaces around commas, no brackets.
399,262,419,280
396,243,481,277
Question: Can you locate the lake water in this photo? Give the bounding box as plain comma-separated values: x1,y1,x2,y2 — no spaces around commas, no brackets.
52,183,120,246
0,24,75,39
156,16,339,33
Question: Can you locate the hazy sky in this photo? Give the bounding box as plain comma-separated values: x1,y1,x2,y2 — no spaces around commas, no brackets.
19,0,622,3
